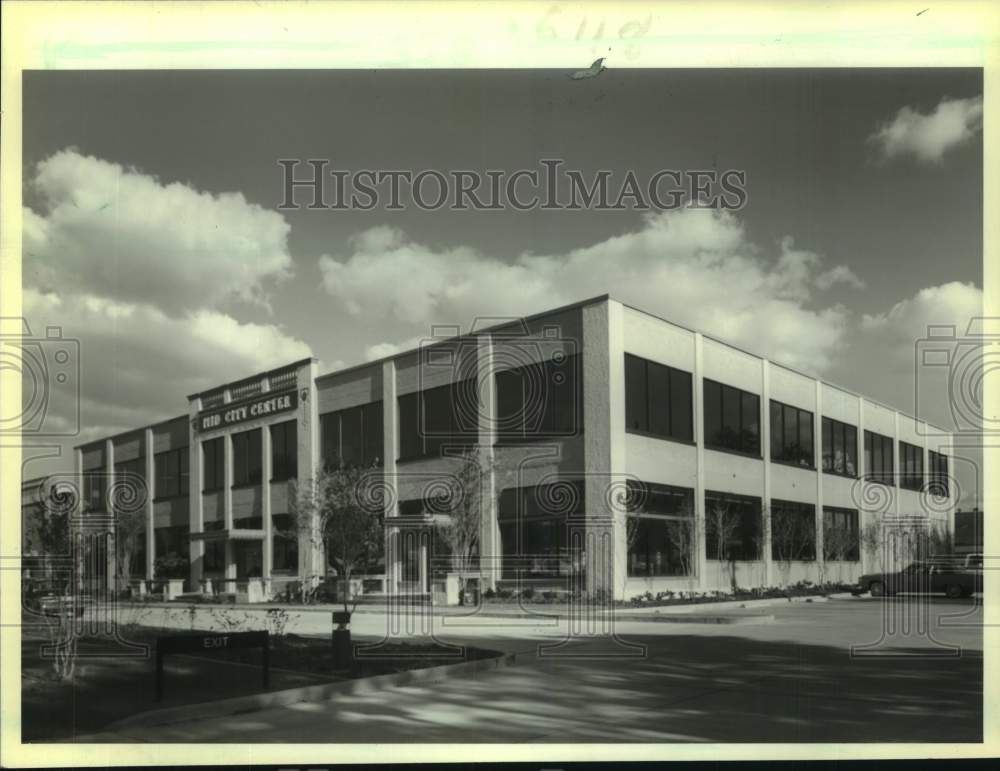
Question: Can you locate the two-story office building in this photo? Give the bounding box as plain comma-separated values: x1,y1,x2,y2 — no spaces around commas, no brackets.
59,295,956,600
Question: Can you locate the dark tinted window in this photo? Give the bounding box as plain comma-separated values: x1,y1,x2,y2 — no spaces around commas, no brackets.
397,381,477,460
770,499,817,561
270,420,298,481
321,401,384,469
864,430,894,486
705,491,762,561
202,437,225,492
232,428,262,486
704,379,760,456
899,441,924,491
823,507,859,561
624,354,693,442
769,400,814,468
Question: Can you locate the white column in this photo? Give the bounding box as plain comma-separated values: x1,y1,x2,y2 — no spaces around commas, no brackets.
858,398,868,574
188,401,204,589
761,360,773,586
297,360,320,579
262,421,273,580
476,335,499,592
223,429,236,582
144,428,155,581
581,299,625,598
382,359,399,589
105,438,116,589
814,380,824,580
893,411,901,518
694,333,708,590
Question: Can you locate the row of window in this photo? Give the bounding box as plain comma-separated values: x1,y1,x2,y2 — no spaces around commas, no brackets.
491,479,861,579
200,420,298,492
625,353,949,493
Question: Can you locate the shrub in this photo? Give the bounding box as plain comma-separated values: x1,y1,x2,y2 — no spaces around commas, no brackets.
482,587,496,600
520,586,536,600
154,552,190,580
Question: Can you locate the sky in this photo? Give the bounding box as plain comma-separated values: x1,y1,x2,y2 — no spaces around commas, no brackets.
20,68,984,506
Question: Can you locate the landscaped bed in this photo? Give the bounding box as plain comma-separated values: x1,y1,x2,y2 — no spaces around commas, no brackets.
21,624,499,742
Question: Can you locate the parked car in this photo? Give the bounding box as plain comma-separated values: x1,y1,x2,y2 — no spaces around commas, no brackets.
852,557,982,599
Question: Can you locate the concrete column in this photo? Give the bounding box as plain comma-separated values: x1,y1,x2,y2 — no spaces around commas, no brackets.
581,299,624,598
382,359,399,589
761,360,773,586
296,360,320,580
694,333,708,591
476,334,499,592
858,398,868,574
814,380,825,580
144,428,155,581
188,399,204,588
223,420,235,584
262,421,273,580
893,411,901,518
105,438,116,589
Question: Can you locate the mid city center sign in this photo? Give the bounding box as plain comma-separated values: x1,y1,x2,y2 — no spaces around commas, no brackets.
198,390,298,431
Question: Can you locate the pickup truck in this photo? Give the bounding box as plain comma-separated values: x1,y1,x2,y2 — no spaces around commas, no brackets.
852,556,982,599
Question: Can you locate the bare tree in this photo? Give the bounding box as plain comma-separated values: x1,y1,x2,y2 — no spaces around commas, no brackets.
770,504,816,586
434,447,497,605
286,461,384,614
113,508,146,596
663,501,698,592
706,501,742,591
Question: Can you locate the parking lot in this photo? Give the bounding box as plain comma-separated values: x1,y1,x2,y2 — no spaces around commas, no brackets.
74,596,983,744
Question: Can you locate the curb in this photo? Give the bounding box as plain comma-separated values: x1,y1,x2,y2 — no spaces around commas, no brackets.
610,594,831,615
106,649,518,731
612,612,774,625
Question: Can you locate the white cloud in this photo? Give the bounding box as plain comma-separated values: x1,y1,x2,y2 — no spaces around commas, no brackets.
24,149,293,314
320,208,865,373
868,95,983,164
23,288,312,434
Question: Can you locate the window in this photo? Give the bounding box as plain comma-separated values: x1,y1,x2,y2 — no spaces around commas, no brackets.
705,492,762,561
321,401,384,469
203,540,225,572
624,354,693,442
272,514,299,572
270,420,298,481
496,353,583,442
769,401,814,468
864,430,894,486
821,417,858,477
154,447,189,499
82,469,106,512
822,507,859,562
202,437,225,492
770,499,817,562
233,515,263,530
114,456,146,506
899,441,924,491
928,450,949,497
625,481,695,577
498,480,585,578
703,379,760,456
231,428,262,487
398,381,477,460
154,525,189,557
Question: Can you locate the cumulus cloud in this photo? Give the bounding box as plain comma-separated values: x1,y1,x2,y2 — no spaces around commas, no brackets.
320,208,865,373
24,149,293,314
868,95,983,164
23,288,312,435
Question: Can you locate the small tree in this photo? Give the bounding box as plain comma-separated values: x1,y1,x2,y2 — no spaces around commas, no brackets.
113,508,146,595
434,447,496,605
770,505,816,587
860,520,884,572
664,502,698,593
706,502,742,591
287,461,384,614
